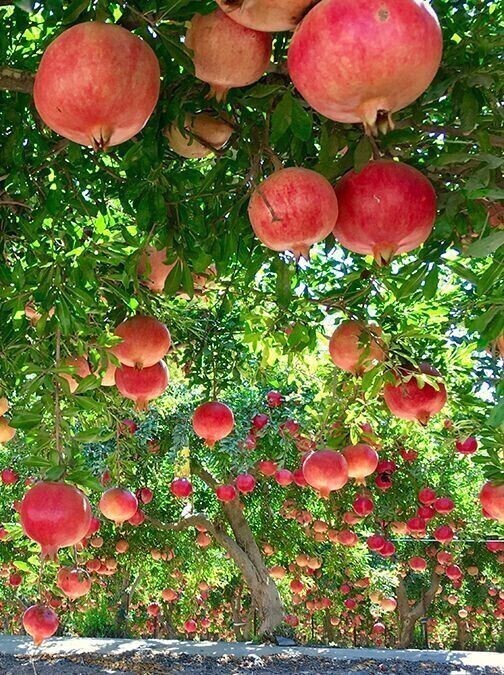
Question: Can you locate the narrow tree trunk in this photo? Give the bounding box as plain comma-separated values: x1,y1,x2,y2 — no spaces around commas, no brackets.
455,617,468,650
396,572,440,649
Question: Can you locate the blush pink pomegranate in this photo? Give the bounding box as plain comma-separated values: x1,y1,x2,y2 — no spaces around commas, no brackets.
33,22,160,149
342,443,379,484
192,401,235,447
138,247,177,294
99,487,138,525
329,320,386,373
60,355,91,394
165,113,233,159
20,482,92,560
216,0,314,32
479,481,504,522
383,362,447,425
115,361,169,410
248,167,339,259
56,567,92,600
333,160,437,264
185,9,272,101
288,0,442,134
302,450,348,498
112,315,171,368
23,604,59,645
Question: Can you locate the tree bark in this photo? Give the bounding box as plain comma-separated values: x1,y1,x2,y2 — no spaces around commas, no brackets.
0,66,34,94
396,571,440,649
455,617,468,650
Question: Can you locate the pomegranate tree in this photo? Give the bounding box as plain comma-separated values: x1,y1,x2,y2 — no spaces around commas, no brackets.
20,482,92,560
34,22,160,149
165,113,233,159
185,10,272,101
216,0,314,32
333,160,437,264
248,167,339,259
115,360,169,410
192,401,235,447
302,450,348,498
22,604,59,645
288,0,442,134
329,320,386,373
383,363,447,424
112,315,171,368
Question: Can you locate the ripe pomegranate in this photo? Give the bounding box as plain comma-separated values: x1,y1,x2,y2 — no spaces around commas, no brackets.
434,497,455,515
192,401,235,447
275,469,294,487
100,358,117,387
383,362,447,425
56,567,91,600
215,484,237,502
287,0,442,134
248,167,338,259
162,588,178,602
165,113,233,159
479,482,504,522
147,603,160,617
235,473,256,494
409,556,427,572
292,467,308,487
0,417,16,443
434,525,454,545
34,22,160,149
1,468,19,485
446,564,462,581
184,619,198,633
375,473,393,490
418,505,435,520
367,534,386,552
257,459,278,476
251,413,269,430
138,246,177,293
171,478,193,499
115,360,169,410
353,495,374,517
302,450,348,498
99,488,138,525
136,487,153,505
266,391,283,407
419,487,437,505
185,9,272,101
333,160,437,264
9,572,22,586
60,356,91,394
455,436,478,455
329,321,386,373
20,482,92,560
216,0,314,32
342,443,379,484
23,605,59,646
112,315,171,368
407,516,426,533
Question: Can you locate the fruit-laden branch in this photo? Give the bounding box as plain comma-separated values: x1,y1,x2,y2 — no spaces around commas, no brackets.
0,66,34,93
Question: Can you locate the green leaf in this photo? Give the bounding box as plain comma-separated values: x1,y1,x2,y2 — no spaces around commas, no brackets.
395,266,428,300
466,230,504,258
353,136,373,173
271,93,293,144
290,99,312,141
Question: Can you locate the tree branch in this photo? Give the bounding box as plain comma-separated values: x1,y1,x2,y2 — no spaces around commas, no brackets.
0,66,34,94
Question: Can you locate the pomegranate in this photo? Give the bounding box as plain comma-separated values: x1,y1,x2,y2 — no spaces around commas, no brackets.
446,564,462,581
165,113,233,159
248,167,338,259
409,556,427,572
287,0,442,134
337,530,358,546
0,397,8,416
136,487,153,505
266,391,283,407
302,450,348,498
434,497,455,515
112,315,171,368
418,487,437,505
329,320,386,373
367,534,386,552
138,247,177,293
184,619,198,633
0,418,16,443
185,10,272,101
20,482,92,560
251,413,269,430
383,362,447,425
23,605,59,645
235,473,256,494
192,401,235,447
115,360,169,410
434,525,454,545
455,436,478,455
171,478,193,499
353,495,374,517
257,459,278,476
292,467,308,487
333,160,437,264
479,482,504,522
60,356,91,394
407,516,426,533
216,0,314,32
275,469,294,487
1,468,19,485
215,484,237,502
342,443,379,484
56,567,91,600
34,22,160,149
99,488,138,525
147,603,160,617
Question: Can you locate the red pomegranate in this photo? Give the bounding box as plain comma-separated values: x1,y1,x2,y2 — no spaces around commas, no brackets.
267,391,284,407
184,619,198,633
171,478,193,499
407,516,426,534
147,603,160,617
215,484,237,502
409,556,427,572
446,564,462,581
288,0,442,134
329,321,386,373
128,509,145,526
56,567,92,600
275,468,294,487
337,530,358,546
99,488,138,525
418,487,437,505
434,525,454,545
342,443,379,484
292,467,308,487
216,0,314,31
302,450,348,498
60,355,91,394
137,487,153,505
434,497,455,515
333,161,437,264
235,473,256,494
138,247,177,293
112,315,171,368
165,113,233,159
367,534,386,552
257,459,278,476
20,482,92,560
479,482,504,522
353,495,374,517
33,22,160,149
248,167,338,259
251,413,269,430
1,468,19,485
185,9,272,101
192,401,235,447
115,360,169,410
23,605,59,645
455,436,478,455
383,363,447,425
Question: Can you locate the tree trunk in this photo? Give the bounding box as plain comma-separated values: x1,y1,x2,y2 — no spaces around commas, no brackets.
396,572,440,649
455,617,468,650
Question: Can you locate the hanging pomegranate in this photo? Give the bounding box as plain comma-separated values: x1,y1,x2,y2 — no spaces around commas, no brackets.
455,436,478,455
112,315,171,368
22,605,59,645
115,361,169,410
329,320,386,373
56,567,92,600
192,401,235,447
216,0,315,32
302,450,348,498
138,247,177,294
479,482,504,522
342,444,379,484
99,488,138,525
171,478,193,499
165,113,233,159
383,363,447,425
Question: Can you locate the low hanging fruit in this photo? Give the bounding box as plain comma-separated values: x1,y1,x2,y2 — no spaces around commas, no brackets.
192,401,235,447
164,113,233,159
33,22,160,150
99,487,138,525
248,167,339,259
302,449,348,498
20,482,92,560
56,567,92,600
342,444,379,484
22,605,59,646
138,247,177,294
185,9,272,101
479,481,504,522
112,315,171,369
115,360,169,410
216,0,315,32
383,362,447,425
288,0,442,135
329,320,386,373
333,160,437,265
